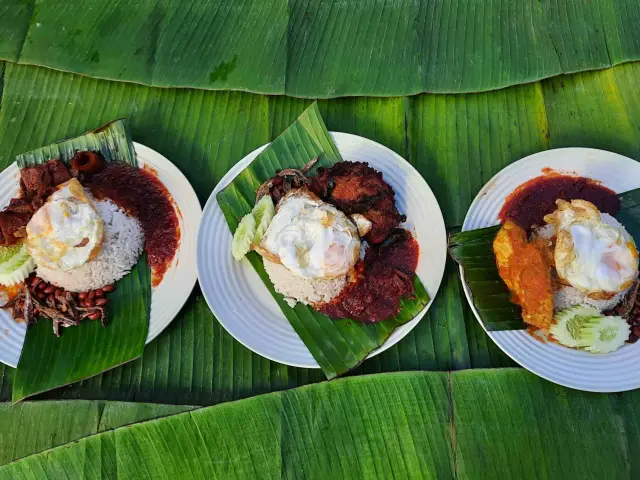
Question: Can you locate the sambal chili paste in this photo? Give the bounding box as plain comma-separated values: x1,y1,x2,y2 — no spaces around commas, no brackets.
499,174,620,231
318,229,419,323
87,163,179,286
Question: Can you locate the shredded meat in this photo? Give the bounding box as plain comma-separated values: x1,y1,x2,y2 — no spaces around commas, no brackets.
310,162,402,244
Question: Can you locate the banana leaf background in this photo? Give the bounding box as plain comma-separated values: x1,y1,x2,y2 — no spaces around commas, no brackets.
1,1,640,477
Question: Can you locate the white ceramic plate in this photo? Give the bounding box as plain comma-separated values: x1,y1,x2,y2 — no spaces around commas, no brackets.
198,132,447,368
0,142,201,367
462,147,640,392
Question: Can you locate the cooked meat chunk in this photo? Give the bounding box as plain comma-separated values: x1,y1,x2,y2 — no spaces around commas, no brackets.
20,159,70,199
493,220,554,329
20,165,52,198
0,211,31,245
47,159,72,185
310,162,402,244
5,198,34,214
1,159,71,246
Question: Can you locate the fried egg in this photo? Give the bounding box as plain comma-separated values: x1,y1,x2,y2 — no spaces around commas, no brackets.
27,178,104,271
544,199,639,296
258,189,360,279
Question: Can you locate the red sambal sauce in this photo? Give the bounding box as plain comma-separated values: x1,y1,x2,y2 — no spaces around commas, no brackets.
318,229,419,323
499,173,620,231
87,163,179,286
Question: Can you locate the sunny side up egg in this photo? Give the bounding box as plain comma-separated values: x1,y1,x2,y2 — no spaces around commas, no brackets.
258,189,360,279
26,178,104,271
544,199,639,296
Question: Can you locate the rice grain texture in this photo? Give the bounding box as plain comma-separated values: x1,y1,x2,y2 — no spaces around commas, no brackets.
263,259,346,307
37,199,144,292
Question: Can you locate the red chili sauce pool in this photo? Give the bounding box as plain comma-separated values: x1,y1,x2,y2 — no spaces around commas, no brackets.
318,229,419,323
498,173,620,231
87,163,180,286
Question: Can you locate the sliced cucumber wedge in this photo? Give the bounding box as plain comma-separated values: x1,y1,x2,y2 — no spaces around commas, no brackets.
0,242,35,286
252,195,275,245
550,306,601,348
231,214,257,261
579,315,630,354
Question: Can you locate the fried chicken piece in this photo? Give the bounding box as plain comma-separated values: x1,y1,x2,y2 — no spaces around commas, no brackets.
310,162,402,244
493,220,554,329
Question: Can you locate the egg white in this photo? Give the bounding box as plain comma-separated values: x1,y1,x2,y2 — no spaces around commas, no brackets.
27,178,105,271
259,189,360,279
545,199,639,296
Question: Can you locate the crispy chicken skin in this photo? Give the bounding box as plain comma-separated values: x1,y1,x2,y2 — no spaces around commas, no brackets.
493,220,554,329
310,162,402,244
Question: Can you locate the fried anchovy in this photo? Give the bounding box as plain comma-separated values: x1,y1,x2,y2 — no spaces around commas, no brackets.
255,179,274,202
300,156,319,174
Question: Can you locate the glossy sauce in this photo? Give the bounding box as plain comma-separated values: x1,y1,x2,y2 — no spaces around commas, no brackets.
88,163,179,286
499,173,620,231
318,229,419,323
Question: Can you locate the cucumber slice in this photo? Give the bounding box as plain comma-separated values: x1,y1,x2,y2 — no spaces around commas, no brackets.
231,214,257,261
550,306,601,348
251,195,275,245
0,242,35,286
579,315,630,354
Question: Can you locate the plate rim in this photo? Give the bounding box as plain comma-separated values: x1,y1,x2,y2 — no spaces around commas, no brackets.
132,142,202,346
460,146,640,393
0,142,201,368
198,131,448,369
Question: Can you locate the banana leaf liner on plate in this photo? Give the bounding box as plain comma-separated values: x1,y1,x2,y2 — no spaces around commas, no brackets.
11,120,152,403
449,189,640,332
216,102,430,379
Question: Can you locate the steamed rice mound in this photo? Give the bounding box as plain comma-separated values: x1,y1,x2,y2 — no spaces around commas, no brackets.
263,259,347,307
37,199,144,292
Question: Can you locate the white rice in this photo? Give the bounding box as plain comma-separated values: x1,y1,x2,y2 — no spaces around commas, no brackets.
553,285,627,311
37,198,144,292
263,259,347,308
531,217,633,312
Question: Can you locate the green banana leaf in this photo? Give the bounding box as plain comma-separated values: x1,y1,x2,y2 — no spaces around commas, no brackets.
1,0,640,97
449,225,526,331
0,400,195,466
0,62,637,403
449,189,640,331
2,369,640,478
11,121,152,402
15,119,137,169
617,189,640,242
216,102,430,379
